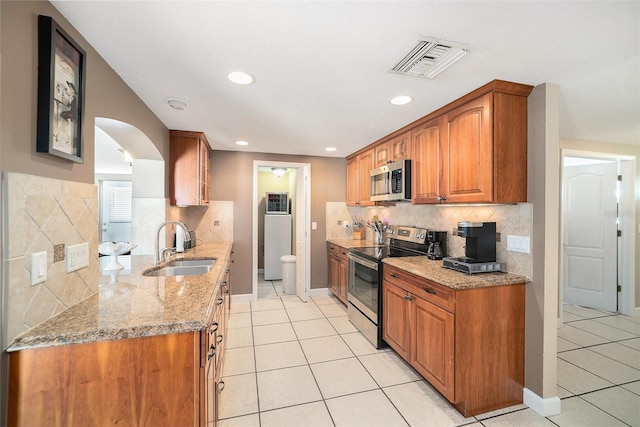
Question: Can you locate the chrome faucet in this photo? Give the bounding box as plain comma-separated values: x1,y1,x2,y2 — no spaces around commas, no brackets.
154,220,189,265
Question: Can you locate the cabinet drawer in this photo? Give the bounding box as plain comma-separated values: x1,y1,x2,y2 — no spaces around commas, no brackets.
383,266,455,312
327,243,349,261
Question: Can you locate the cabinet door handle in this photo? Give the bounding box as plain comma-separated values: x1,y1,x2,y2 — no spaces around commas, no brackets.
422,287,436,295
207,344,216,360
437,196,447,202
222,281,228,287
218,381,225,394
404,294,414,301
390,273,400,278
217,334,224,344
217,297,224,305
210,322,219,334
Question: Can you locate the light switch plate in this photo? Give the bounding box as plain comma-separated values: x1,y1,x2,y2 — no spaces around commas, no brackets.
66,242,89,273
312,222,318,230
507,235,530,253
31,251,47,285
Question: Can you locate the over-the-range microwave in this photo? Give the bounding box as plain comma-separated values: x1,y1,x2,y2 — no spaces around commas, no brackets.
370,159,411,202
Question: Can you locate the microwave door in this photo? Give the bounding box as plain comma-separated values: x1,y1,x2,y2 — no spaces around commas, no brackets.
370,171,390,201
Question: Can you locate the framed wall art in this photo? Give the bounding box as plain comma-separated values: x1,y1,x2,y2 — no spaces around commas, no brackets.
36,15,86,163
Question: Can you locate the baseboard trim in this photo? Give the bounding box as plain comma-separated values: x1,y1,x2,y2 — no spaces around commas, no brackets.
523,388,561,417
231,288,332,303
231,293,254,303
309,287,332,297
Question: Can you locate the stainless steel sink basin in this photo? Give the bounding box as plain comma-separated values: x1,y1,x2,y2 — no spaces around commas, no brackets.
143,258,216,277
167,259,216,268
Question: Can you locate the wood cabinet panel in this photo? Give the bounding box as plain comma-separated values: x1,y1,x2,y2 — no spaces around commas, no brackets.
170,130,211,206
374,131,411,167
327,243,349,304
382,280,411,359
382,264,525,417
346,149,375,206
346,157,359,206
443,93,493,203
8,333,199,426
412,297,455,401
411,119,443,204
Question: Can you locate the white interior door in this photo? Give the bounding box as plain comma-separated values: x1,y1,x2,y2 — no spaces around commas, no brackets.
562,162,618,311
295,165,310,302
100,180,132,243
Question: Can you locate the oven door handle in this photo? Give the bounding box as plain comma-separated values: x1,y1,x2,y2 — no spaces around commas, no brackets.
347,253,379,271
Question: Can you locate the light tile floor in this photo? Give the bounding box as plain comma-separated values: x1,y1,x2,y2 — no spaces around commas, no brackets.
220,279,640,426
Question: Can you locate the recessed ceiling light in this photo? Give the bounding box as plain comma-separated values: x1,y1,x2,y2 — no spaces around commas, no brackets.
227,71,255,85
235,140,249,146
325,147,337,152
163,97,187,110
390,95,413,106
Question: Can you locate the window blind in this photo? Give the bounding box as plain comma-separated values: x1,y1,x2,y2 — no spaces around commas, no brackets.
108,186,132,222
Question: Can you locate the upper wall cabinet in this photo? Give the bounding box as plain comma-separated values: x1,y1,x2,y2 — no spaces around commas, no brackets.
413,81,533,204
169,130,211,206
348,80,533,205
346,148,375,207
374,131,411,167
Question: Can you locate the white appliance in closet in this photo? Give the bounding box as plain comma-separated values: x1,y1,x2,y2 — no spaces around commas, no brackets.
264,214,292,280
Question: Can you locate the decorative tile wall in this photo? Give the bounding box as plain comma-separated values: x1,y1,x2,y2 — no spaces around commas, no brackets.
186,201,234,243
326,201,533,278
130,197,167,254
3,173,100,347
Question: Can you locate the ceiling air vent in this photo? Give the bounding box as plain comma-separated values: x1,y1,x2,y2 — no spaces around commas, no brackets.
390,37,469,79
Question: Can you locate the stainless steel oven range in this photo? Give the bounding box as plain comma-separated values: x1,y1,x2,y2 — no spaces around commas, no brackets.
347,225,431,348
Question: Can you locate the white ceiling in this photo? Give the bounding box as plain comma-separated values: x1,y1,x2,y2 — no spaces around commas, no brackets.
52,1,640,160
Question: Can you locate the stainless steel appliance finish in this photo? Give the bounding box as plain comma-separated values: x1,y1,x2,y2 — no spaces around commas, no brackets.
369,159,411,202
347,225,429,348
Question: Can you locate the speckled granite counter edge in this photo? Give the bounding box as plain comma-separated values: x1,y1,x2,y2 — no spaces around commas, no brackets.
383,256,529,290
7,242,232,352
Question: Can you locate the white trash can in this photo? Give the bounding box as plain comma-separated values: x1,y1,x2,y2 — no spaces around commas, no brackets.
280,255,296,295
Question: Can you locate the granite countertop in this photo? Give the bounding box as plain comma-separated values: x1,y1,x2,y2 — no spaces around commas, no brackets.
328,238,528,290
7,242,232,352
383,256,528,290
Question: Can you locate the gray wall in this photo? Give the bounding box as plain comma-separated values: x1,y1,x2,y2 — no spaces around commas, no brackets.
0,0,169,186
210,150,346,295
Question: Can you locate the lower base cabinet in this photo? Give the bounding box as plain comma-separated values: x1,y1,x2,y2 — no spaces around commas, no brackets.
382,264,525,417
8,264,232,427
327,243,349,304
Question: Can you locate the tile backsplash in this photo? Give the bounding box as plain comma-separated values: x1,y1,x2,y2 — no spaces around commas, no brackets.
326,201,533,278
3,173,100,348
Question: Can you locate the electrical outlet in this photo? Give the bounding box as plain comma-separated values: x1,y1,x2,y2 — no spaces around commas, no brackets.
30,251,47,285
343,221,350,229
66,242,89,273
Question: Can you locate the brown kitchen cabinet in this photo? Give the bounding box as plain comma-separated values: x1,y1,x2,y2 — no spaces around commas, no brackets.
170,130,211,206
412,81,532,204
373,131,411,167
327,242,349,304
382,264,525,417
345,148,375,207
8,261,232,427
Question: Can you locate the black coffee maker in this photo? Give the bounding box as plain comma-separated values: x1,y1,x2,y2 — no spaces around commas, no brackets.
456,221,496,263
426,230,447,260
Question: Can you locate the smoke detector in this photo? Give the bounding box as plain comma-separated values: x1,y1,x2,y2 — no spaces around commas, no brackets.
390,37,470,79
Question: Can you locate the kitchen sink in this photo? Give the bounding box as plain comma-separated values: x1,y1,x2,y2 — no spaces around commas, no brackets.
143,258,216,277
167,259,216,268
